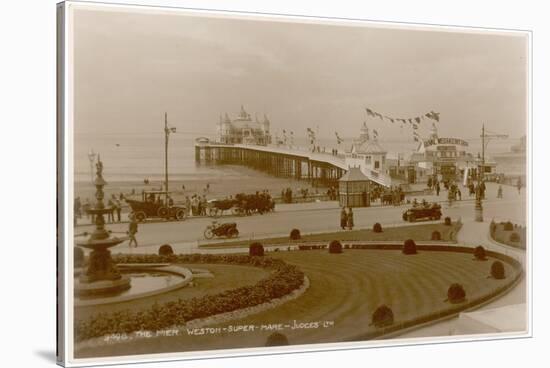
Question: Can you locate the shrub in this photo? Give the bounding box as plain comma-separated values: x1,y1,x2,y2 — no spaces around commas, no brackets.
265,332,289,346
447,283,466,303
249,242,265,257
74,247,84,268
431,231,441,240
503,221,514,231
158,244,174,256
289,228,301,240
371,305,394,327
444,217,452,226
373,223,383,233
328,240,343,254
509,232,520,242
474,245,487,261
491,261,506,279
402,239,417,255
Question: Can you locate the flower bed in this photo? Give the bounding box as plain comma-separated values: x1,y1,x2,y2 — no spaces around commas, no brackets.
490,220,526,249
75,254,305,342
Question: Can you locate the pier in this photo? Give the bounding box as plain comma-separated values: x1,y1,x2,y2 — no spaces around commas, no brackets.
195,142,391,188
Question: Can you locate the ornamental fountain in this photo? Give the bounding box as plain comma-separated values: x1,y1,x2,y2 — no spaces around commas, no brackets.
75,155,131,297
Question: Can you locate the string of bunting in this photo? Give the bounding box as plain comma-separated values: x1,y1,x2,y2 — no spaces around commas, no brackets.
365,107,440,142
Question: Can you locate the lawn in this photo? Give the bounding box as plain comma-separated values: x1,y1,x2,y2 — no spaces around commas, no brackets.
76,247,520,358
200,222,462,249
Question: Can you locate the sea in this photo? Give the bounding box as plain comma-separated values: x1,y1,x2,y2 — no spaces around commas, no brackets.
74,132,527,184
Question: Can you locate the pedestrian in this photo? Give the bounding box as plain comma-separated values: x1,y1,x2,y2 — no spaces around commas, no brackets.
128,213,138,247
457,188,462,201
340,207,347,230
185,196,191,216
107,198,115,223
200,195,207,216
497,185,503,199
167,196,174,207
115,198,122,222
435,182,440,196
517,177,522,194
346,207,354,230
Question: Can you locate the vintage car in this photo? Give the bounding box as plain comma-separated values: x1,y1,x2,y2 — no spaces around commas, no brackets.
126,190,187,222
402,202,442,222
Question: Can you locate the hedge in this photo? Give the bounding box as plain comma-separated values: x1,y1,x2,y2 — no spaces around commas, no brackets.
402,239,417,255
290,229,301,240
371,305,394,327
373,223,383,233
447,283,466,303
474,246,487,261
491,260,506,279
158,244,174,256
249,242,265,257
329,240,343,254
75,254,305,342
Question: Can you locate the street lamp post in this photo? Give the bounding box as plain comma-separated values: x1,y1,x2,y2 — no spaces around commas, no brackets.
164,112,176,192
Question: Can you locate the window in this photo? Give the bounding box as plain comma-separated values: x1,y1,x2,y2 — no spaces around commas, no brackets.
374,161,380,169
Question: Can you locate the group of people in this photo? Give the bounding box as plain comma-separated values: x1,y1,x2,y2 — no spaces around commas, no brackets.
326,186,338,200
185,194,208,216
340,207,355,230
74,193,126,225
281,187,293,203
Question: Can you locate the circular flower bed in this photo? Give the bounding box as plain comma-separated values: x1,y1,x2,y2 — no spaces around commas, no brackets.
402,239,417,255
249,242,265,257
75,253,305,342
491,260,506,279
328,240,343,254
474,245,487,261
158,244,174,256
447,283,466,303
265,332,289,346
290,229,301,240
371,305,394,328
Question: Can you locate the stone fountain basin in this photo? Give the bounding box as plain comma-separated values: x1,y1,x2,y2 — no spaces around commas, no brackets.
74,264,193,307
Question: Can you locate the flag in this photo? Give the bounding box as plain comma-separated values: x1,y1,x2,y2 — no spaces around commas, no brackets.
373,129,379,139
376,113,383,120
415,117,421,124
390,118,395,123
335,132,343,144
413,136,419,142
413,124,418,130
366,108,375,117
408,119,413,124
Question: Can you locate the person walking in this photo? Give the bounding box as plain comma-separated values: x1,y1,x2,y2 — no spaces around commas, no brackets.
346,207,354,230
517,177,522,195
185,196,191,216
340,207,347,230
435,182,440,196
128,213,138,248
497,185,503,199
114,198,122,222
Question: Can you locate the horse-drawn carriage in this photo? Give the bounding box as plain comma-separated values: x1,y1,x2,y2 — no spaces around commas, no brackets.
126,190,187,222
207,193,275,217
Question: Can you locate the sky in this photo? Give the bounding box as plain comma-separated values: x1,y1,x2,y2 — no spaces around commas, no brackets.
73,6,528,141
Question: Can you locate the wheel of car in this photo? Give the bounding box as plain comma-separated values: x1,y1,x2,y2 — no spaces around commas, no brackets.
204,227,214,239
227,228,238,238
408,214,415,222
157,207,169,218
135,211,146,222
175,209,186,221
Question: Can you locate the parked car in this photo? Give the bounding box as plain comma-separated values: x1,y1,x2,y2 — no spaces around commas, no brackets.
402,202,442,222
126,190,186,222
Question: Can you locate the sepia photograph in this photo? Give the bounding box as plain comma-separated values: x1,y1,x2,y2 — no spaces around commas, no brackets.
59,1,530,365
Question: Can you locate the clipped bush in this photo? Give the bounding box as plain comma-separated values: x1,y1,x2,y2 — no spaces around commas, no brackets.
249,242,265,257
447,283,466,303
509,232,520,243
373,222,383,233
289,228,301,240
371,305,394,328
265,332,289,346
431,231,441,240
158,244,174,256
74,247,84,268
402,239,417,255
328,240,343,254
444,217,452,226
491,260,506,279
503,221,514,231
474,245,487,261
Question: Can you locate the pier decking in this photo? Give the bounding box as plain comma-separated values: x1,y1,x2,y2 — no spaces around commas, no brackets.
195,142,391,187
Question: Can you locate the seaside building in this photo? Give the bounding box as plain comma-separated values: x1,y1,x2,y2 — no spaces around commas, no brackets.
343,122,392,187
217,105,272,146
406,123,477,183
